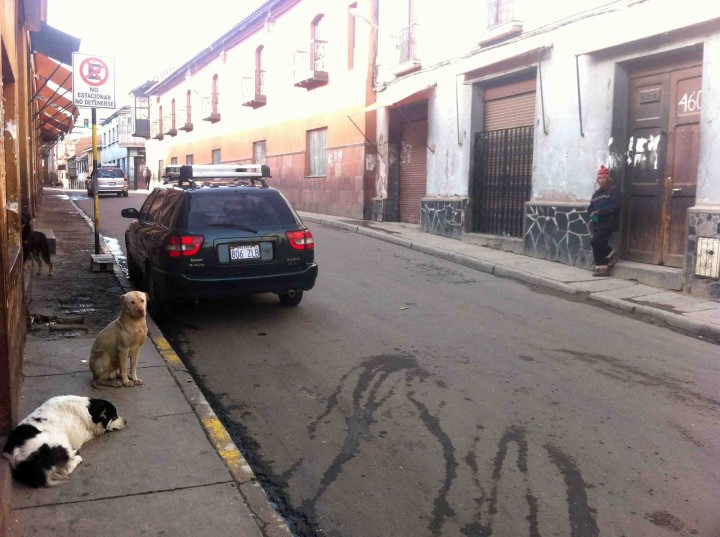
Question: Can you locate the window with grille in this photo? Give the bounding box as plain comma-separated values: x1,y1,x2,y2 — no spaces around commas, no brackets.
307,128,327,176
311,15,327,72
212,149,221,164
487,0,514,27
186,154,194,165
253,141,266,164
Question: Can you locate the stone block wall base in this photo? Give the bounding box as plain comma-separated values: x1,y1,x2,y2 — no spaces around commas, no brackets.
525,203,594,268
421,197,468,239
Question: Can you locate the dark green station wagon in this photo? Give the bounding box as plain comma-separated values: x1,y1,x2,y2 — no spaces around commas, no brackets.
121,164,317,317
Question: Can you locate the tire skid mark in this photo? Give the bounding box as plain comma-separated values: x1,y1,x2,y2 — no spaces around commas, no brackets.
407,391,458,536
462,426,541,537
555,349,720,412
545,444,599,537
669,421,705,448
301,354,429,529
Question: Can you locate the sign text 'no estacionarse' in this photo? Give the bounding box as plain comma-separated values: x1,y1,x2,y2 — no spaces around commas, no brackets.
72,53,116,109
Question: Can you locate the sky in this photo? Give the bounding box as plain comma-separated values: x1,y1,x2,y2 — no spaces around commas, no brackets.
48,0,267,106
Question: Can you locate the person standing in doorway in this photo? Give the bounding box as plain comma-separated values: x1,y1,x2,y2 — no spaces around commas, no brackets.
142,166,152,190
588,165,621,277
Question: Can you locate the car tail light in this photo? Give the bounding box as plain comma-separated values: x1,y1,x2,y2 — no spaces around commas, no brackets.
165,235,204,257
286,230,314,250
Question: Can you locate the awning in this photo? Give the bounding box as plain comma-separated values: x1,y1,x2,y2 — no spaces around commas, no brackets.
367,83,437,112
36,80,73,116
458,41,553,83
30,22,81,65
33,52,78,147
34,52,73,93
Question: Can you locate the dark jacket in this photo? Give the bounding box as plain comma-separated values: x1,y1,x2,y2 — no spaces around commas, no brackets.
588,183,621,231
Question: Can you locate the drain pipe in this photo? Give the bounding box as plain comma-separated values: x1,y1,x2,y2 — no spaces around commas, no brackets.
575,54,585,137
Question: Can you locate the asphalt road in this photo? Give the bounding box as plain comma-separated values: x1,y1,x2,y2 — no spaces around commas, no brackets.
72,189,720,537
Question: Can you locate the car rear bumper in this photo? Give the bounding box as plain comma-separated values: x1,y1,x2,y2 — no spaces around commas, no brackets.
155,263,318,300
97,187,128,194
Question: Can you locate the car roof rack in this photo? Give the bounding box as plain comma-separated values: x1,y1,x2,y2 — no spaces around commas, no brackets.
162,164,272,188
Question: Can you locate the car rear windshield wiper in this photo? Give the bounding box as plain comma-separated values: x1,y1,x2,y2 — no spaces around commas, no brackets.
206,222,258,233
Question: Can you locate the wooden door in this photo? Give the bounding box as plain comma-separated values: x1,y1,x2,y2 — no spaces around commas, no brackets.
623,65,701,267
663,66,701,267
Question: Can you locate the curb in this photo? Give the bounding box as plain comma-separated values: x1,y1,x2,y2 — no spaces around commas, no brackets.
69,199,291,535
303,214,720,342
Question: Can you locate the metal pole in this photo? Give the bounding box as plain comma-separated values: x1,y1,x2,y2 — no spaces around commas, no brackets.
575,55,585,137
92,108,100,254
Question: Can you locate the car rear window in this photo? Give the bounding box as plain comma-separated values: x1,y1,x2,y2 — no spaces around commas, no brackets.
188,190,296,228
98,168,124,178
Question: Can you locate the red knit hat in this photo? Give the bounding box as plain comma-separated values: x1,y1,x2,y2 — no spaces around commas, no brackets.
597,165,611,179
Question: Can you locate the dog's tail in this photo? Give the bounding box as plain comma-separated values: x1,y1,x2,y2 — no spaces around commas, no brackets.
40,245,51,266
11,444,70,488
91,379,110,390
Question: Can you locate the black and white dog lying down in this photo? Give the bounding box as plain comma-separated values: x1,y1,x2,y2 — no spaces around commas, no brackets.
3,396,126,487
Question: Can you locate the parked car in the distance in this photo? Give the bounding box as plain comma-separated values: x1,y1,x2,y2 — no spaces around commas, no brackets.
87,166,128,197
121,164,318,317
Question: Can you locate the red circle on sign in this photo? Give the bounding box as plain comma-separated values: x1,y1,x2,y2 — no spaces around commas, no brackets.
79,57,109,87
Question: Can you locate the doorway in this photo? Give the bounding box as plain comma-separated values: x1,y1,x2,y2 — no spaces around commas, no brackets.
623,61,702,267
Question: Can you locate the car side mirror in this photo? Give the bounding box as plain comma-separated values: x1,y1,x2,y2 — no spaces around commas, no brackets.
121,208,140,219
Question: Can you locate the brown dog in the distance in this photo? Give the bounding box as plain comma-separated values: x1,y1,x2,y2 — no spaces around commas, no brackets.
89,291,149,389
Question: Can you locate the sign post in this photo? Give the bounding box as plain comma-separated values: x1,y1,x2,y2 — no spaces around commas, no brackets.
72,53,116,259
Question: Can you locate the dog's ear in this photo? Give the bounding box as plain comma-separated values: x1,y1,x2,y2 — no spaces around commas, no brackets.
144,292,150,303
119,294,126,305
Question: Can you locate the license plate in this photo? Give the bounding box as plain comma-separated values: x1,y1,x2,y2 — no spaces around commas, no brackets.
230,244,260,260
108,181,115,185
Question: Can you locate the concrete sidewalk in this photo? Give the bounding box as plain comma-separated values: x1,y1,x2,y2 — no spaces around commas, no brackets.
299,212,720,343
4,192,291,537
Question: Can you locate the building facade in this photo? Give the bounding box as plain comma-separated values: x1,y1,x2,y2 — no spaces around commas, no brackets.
1,1,79,532
101,106,146,189
371,0,720,297
138,0,378,219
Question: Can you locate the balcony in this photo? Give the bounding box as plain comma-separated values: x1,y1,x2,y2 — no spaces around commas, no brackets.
293,40,328,90
164,118,178,137
478,19,523,46
151,121,163,141
201,96,221,123
391,23,421,77
241,75,266,109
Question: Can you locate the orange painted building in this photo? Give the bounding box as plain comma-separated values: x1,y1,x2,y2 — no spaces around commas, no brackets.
138,0,378,219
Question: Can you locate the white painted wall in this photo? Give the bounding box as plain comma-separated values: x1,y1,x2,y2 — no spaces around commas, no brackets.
697,35,720,205
375,0,720,207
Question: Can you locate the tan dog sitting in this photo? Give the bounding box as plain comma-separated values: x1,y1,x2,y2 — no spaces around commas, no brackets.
89,291,149,389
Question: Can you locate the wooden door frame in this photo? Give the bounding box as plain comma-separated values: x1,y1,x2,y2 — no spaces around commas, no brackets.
621,54,702,265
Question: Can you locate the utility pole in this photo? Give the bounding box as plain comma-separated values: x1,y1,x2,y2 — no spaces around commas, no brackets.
92,107,100,254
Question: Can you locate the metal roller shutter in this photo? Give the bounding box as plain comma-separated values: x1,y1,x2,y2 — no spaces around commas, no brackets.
484,91,536,131
399,119,428,224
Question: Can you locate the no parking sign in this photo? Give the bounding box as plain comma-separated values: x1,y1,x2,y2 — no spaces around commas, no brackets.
72,53,116,109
